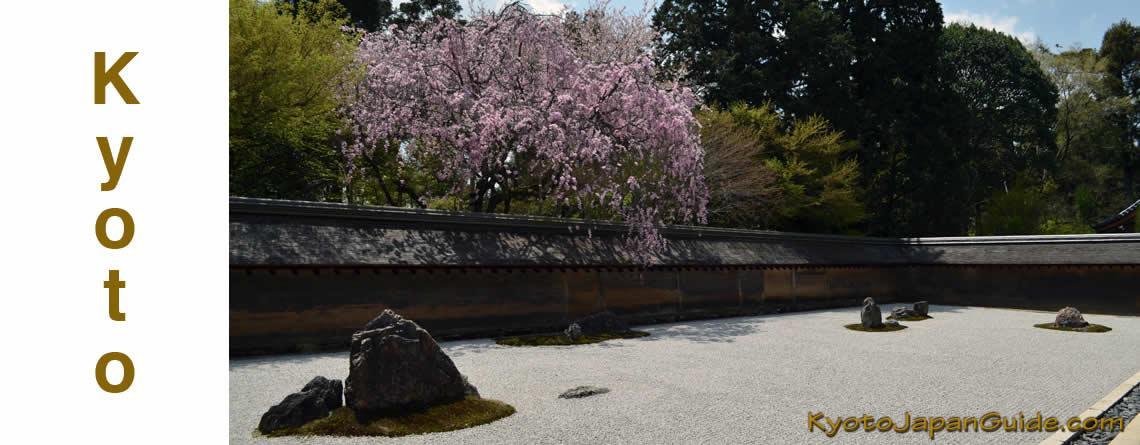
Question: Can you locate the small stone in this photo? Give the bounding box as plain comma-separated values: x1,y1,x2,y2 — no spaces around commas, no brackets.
559,385,610,399
913,301,929,316
258,376,343,434
1055,307,1089,328
860,298,883,329
884,319,900,328
564,323,583,341
572,311,629,335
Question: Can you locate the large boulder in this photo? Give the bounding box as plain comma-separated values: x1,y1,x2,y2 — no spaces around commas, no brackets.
573,311,629,335
1055,307,1089,328
860,297,883,329
345,310,467,417
913,301,929,316
258,376,343,434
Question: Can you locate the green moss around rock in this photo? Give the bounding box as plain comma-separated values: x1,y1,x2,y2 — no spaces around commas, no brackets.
1033,323,1112,333
844,323,907,332
495,330,650,346
887,314,933,322
264,396,515,437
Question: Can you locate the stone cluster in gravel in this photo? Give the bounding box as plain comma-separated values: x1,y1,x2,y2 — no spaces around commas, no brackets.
231,305,1140,444
1070,383,1140,445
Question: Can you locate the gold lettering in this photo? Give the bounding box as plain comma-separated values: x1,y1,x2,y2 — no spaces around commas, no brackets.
95,208,134,249
95,352,135,393
807,411,826,433
104,270,126,321
981,412,1002,432
97,137,133,191
94,52,139,104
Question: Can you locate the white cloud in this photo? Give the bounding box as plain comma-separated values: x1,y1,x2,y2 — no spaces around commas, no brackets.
485,0,569,15
525,0,569,14
944,11,1037,44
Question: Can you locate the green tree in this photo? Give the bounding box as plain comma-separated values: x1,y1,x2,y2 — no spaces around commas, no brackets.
652,0,852,123
1033,45,1130,226
940,24,1059,232
654,0,964,236
978,183,1044,235
698,105,783,229
698,104,864,233
229,0,359,200
1100,20,1140,200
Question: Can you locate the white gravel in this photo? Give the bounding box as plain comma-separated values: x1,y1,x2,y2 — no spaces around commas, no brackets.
230,305,1140,444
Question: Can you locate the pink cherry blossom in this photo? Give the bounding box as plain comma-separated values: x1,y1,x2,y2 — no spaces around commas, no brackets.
345,4,707,263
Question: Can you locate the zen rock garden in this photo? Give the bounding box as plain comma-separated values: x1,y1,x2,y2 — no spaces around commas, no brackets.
231,303,1140,444
845,298,928,332
256,309,647,436
846,300,1114,335
257,310,514,437
1035,306,1113,333
495,310,650,346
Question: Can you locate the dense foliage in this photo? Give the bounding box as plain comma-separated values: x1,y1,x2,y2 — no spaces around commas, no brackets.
229,0,358,200
941,24,1058,232
1099,21,1140,203
699,104,863,233
654,0,964,236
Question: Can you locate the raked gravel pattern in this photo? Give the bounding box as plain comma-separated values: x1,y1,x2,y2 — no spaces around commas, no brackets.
230,305,1140,444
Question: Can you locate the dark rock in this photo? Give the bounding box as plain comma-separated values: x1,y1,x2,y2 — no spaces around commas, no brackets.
913,301,929,316
860,298,883,329
889,307,921,320
564,323,582,341
345,310,467,416
559,385,610,399
461,374,479,397
1055,307,1089,328
573,311,629,335
362,309,403,331
258,376,343,434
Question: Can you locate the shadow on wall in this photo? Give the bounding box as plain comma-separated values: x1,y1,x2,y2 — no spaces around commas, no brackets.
903,242,947,264
234,213,951,267
235,216,630,266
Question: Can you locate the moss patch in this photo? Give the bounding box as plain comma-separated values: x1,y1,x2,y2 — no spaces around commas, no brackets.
844,323,907,332
264,396,515,437
495,330,650,346
887,314,933,322
1033,323,1112,333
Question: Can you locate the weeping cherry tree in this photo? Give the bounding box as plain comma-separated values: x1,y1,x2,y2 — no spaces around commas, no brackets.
345,3,707,260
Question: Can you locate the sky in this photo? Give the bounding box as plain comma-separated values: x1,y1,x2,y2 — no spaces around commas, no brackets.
478,0,1139,50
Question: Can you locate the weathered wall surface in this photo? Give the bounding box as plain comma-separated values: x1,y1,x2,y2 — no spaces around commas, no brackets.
230,198,1140,355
